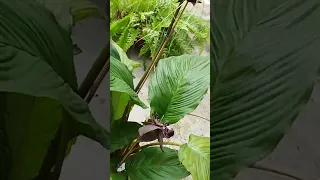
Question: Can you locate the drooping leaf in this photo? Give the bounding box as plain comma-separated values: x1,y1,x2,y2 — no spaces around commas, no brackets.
178,134,209,180
110,121,141,152
71,0,106,24
4,93,62,180
0,1,109,178
211,0,320,179
110,57,147,121
111,40,141,72
126,147,190,180
149,55,210,124
34,0,73,32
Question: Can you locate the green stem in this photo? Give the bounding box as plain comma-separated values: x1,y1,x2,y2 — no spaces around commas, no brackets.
134,1,188,94
34,128,61,180
85,58,110,103
118,140,182,168
139,141,182,150
187,113,210,122
50,120,70,180
79,41,110,99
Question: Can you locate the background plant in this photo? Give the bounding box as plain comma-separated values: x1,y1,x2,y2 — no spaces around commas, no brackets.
211,0,320,180
110,0,209,62
0,0,109,179
110,39,210,180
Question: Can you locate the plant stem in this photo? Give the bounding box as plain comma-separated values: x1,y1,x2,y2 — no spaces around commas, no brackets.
118,141,183,168
151,1,184,61
118,138,140,168
79,41,110,99
138,141,182,150
85,58,110,103
50,120,70,180
34,129,61,180
250,164,306,180
134,1,188,94
187,113,210,122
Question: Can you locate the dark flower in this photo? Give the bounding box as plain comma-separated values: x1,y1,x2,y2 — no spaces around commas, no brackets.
138,113,174,151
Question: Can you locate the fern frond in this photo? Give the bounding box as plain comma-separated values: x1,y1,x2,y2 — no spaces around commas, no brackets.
117,27,140,52
110,13,132,37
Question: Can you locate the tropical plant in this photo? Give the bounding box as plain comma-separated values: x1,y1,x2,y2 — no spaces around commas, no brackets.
110,40,210,180
0,0,109,179
110,0,209,61
211,0,320,180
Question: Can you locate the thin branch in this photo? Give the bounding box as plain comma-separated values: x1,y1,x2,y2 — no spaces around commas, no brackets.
250,164,307,180
34,128,61,180
85,58,110,103
50,121,70,180
187,113,210,122
138,141,182,151
79,41,110,99
118,141,183,168
134,1,189,94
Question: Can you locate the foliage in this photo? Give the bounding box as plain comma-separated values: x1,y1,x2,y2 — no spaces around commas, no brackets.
0,0,108,179
110,41,210,179
110,0,209,60
211,0,320,179
179,134,210,180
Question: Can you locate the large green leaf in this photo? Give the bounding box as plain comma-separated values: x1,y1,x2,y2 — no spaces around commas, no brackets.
35,0,73,32
110,121,141,152
148,55,210,123
211,0,320,179
110,57,146,121
5,93,62,180
0,0,109,178
126,147,190,180
110,171,128,180
178,134,210,180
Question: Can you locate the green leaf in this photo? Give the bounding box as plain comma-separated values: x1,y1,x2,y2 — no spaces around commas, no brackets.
211,0,320,179
0,93,10,180
111,40,141,72
110,57,147,120
34,0,73,32
111,91,131,121
110,121,141,152
111,171,128,180
71,0,106,24
0,1,109,178
126,147,190,180
178,134,210,180
149,55,210,123
111,156,128,180
4,93,62,180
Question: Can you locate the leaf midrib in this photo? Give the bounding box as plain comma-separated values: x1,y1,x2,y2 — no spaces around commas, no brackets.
162,60,190,121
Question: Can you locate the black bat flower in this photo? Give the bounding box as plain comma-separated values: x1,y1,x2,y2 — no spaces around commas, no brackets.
179,0,202,6
138,114,174,151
